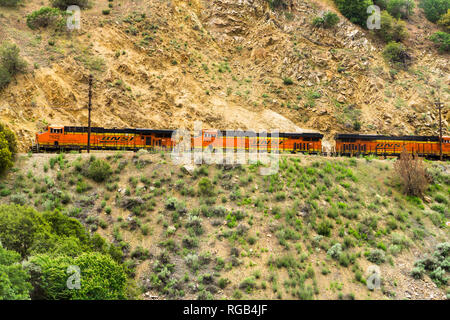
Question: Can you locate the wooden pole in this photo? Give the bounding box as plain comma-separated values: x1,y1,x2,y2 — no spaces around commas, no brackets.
436,98,443,161
87,74,93,153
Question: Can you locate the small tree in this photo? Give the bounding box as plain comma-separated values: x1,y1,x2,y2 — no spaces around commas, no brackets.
376,11,408,42
394,147,429,197
430,31,450,52
334,0,374,27
387,0,415,19
0,42,27,75
437,9,450,31
419,0,450,23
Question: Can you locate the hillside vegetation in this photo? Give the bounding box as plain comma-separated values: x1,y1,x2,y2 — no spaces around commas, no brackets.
0,0,448,151
0,151,448,299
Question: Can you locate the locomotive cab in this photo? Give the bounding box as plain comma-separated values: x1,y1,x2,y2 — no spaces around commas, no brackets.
34,125,65,151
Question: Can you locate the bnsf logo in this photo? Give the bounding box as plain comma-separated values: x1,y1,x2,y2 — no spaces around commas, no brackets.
376,143,401,149
99,136,134,143
249,139,284,146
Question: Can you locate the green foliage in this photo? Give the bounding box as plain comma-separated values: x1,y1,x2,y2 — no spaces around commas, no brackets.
419,0,450,23
313,11,340,28
0,132,13,174
25,252,127,299
86,159,112,182
266,0,290,9
366,249,386,264
387,0,415,19
26,7,66,30
0,42,27,76
0,42,27,90
198,177,214,196
0,0,20,6
438,9,450,31
50,0,89,9
334,0,374,26
376,11,408,42
430,31,450,52
382,41,409,67
0,244,32,300
412,242,449,286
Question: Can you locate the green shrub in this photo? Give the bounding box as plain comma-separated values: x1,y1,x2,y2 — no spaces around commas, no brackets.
438,9,450,31
0,0,20,6
0,66,11,90
283,77,294,85
50,0,89,9
87,159,111,182
334,0,374,27
387,0,415,19
314,11,340,28
25,252,127,299
0,42,27,90
366,249,386,264
430,31,450,52
0,243,32,300
419,0,449,23
26,7,66,30
382,41,409,67
376,11,408,42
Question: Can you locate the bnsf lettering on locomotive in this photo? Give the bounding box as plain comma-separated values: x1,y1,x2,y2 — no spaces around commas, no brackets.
99,136,134,143
376,143,401,148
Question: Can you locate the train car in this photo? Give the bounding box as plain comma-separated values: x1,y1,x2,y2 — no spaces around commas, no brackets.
33,125,175,152
192,130,324,154
335,134,450,159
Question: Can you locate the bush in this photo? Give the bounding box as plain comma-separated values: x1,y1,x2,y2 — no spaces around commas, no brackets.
0,66,11,89
87,159,111,182
0,133,13,174
0,42,27,76
394,148,429,197
0,0,20,6
367,249,386,264
430,31,450,52
26,7,66,30
313,11,340,28
50,0,89,9
25,252,127,299
334,0,374,27
419,0,450,23
374,0,388,10
387,0,415,19
376,11,408,42
438,9,450,30
198,177,214,196
327,243,343,259
382,42,410,68
0,243,32,300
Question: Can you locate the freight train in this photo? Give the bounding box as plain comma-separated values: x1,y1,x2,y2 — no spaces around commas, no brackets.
32,125,450,159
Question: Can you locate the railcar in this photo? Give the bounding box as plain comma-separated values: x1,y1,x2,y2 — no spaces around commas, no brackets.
335,134,450,159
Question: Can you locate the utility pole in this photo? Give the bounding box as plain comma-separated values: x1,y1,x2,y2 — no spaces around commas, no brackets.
87,74,93,154
435,97,443,161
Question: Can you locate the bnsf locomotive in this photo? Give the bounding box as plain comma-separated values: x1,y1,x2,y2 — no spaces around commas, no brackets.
33,125,450,159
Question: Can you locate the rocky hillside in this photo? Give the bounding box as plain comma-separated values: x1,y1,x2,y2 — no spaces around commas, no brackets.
0,0,449,151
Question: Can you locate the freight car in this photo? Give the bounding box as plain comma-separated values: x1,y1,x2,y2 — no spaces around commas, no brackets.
335,134,450,159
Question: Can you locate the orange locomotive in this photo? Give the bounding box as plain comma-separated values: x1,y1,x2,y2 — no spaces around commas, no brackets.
335,134,450,159
33,125,324,154
33,126,175,152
